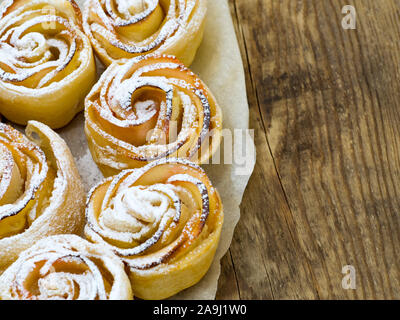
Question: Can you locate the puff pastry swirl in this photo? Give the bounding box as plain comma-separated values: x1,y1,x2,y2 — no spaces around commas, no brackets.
0,0,96,128
85,54,222,177
85,158,224,299
0,121,85,273
83,0,207,66
0,234,133,300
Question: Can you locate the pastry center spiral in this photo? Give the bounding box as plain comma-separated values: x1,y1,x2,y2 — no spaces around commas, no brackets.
99,183,182,246
36,267,96,300
112,186,171,224
116,0,148,16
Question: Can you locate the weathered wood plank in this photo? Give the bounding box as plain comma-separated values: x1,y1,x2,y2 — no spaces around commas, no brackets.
216,251,240,300
227,0,400,299
215,0,320,300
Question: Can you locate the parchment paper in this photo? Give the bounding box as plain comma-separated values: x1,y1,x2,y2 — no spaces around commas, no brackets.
61,0,255,300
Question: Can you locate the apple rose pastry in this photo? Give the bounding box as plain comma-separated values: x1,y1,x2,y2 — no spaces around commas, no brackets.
0,121,85,273
0,235,133,300
0,0,96,129
85,54,222,177
85,158,224,299
82,0,207,66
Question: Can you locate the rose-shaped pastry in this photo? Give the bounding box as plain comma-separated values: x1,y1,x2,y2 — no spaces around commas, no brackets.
0,235,133,300
85,158,224,299
0,0,96,129
0,121,85,273
83,0,207,66
85,54,222,177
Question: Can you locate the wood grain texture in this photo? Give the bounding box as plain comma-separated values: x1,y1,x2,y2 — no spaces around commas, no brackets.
217,0,400,299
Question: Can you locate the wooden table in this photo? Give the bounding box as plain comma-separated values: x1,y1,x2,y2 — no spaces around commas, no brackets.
216,0,400,299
